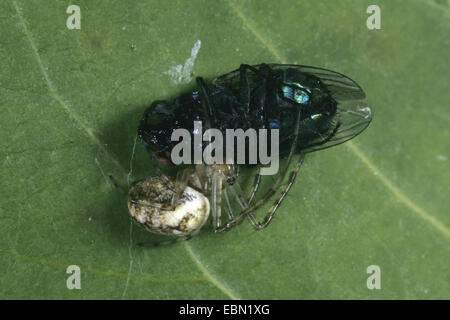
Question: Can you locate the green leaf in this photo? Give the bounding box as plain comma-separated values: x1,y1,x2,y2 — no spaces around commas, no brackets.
1,0,449,299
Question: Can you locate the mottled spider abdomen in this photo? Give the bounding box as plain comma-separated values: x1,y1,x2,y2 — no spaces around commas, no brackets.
128,176,210,235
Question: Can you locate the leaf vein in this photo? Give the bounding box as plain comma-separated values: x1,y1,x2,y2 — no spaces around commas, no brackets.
11,0,127,177
0,249,205,284
184,243,240,300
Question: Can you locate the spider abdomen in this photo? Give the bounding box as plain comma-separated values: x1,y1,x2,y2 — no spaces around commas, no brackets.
128,177,210,236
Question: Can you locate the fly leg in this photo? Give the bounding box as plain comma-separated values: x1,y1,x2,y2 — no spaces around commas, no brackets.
237,64,269,116
247,167,262,204
196,77,216,128
238,64,258,113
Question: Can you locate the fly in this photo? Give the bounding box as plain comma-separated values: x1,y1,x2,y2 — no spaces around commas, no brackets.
128,63,372,245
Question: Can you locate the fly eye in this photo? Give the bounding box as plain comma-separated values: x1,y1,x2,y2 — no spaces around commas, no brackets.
280,84,310,105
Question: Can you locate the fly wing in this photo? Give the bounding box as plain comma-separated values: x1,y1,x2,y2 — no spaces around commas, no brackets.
211,64,263,96
214,64,366,101
300,101,372,153
211,67,240,86
267,64,366,101
266,64,372,152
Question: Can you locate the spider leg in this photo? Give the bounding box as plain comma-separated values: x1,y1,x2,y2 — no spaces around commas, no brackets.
229,181,249,210
213,183,248,233
210,166,224,230
215,108,302,233
246,153,305,230
210,169,253,233
154,167,177,193
225,154,304,231
223,188,234,220
147,164,196,209
142,143,179,194
170,166,195,208
247,167,262,204
128,166,196,213
234,121,338,221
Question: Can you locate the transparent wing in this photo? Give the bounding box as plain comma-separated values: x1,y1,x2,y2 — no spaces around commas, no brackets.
300,101,372,153
266,64,372,153
214,63,366,101
267,64,366,100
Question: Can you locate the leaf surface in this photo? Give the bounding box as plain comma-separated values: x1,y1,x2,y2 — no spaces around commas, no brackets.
0,0,449,299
